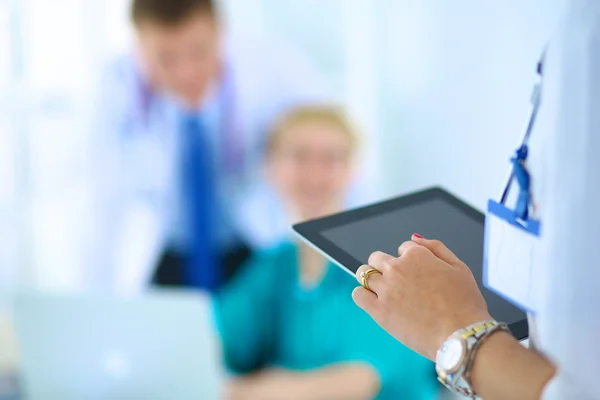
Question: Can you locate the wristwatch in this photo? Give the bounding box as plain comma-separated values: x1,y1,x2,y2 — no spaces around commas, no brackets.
435,320,510,399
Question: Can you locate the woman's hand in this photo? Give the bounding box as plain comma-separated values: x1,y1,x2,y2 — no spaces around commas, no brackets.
224,364,379,400
353,235,491,361
225,370,289,400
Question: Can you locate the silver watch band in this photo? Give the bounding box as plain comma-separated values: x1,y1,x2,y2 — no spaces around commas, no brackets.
436,320,511,399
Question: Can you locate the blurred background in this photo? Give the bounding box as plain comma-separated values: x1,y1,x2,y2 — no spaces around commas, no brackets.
0,0,567,399
0,0,567,293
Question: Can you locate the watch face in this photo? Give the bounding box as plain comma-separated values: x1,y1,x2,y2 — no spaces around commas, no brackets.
438,337,466,373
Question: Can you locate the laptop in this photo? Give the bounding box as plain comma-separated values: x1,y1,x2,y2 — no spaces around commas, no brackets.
13,290,224,400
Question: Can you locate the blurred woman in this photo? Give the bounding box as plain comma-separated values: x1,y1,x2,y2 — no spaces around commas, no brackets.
215,106,438,400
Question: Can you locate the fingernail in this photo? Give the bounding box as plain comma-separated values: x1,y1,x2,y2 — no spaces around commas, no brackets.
413,233,424,239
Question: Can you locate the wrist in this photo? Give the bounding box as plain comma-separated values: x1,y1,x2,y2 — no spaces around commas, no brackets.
258,369,298,393
230,370,296,400
470,331,556,399
469,330,516,389
436,319,510,398
434,311,493,359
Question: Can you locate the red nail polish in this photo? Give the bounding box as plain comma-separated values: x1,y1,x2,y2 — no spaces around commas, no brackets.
413,233,424,239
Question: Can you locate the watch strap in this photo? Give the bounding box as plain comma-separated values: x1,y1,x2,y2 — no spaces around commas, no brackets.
437,320,511,399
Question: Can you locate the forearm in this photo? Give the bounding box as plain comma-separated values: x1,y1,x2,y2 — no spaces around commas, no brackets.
234,363,380,400
288,363,380,400
470,332,556,400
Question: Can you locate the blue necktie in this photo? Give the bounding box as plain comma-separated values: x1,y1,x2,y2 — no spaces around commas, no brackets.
181,114,220,291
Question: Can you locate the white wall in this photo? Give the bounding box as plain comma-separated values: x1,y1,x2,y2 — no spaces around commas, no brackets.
248,0,569,210
222,0,384,198
0,0,570,291
374,0,567,210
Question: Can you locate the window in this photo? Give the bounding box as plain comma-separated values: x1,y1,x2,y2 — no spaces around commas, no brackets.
1,0,133,290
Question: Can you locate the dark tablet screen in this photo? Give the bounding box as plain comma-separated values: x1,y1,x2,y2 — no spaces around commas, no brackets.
322,198,479,266
293,187,528,339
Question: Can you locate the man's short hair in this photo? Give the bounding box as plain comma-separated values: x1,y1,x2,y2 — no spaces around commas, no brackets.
131,0,216,26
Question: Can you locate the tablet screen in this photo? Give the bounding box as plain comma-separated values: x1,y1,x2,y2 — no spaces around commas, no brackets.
319,197,526,330
322,199,477,266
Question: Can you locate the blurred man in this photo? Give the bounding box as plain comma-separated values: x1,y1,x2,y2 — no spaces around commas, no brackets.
88,0,329,294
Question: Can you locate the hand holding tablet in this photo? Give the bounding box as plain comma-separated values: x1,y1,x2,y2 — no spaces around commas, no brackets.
292,187,528,344
353,235,494,360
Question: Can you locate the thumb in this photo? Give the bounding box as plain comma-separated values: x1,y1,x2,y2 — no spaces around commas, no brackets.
411,234,463,267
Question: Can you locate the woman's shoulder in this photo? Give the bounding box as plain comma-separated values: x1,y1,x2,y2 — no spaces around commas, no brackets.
236,240,298,282
218,241,298,302
252,240,298,263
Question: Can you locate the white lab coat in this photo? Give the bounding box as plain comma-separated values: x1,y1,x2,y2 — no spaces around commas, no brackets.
526,0,600,397
86,35,334,294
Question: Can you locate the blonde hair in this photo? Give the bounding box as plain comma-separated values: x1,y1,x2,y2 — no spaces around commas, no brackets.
266,105,359,157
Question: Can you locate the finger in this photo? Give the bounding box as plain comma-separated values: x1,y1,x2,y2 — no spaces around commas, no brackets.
352,286,380,318
397,240,421,256
411,234,462,266
367,251,395,271
355,264,385,294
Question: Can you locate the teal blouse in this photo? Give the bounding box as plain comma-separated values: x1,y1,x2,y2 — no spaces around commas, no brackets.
214,242,439,400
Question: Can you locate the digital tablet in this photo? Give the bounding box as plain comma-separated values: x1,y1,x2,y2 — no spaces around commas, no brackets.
293,186,528,340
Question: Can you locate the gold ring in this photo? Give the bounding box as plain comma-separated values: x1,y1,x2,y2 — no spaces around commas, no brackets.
361,267,382,292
